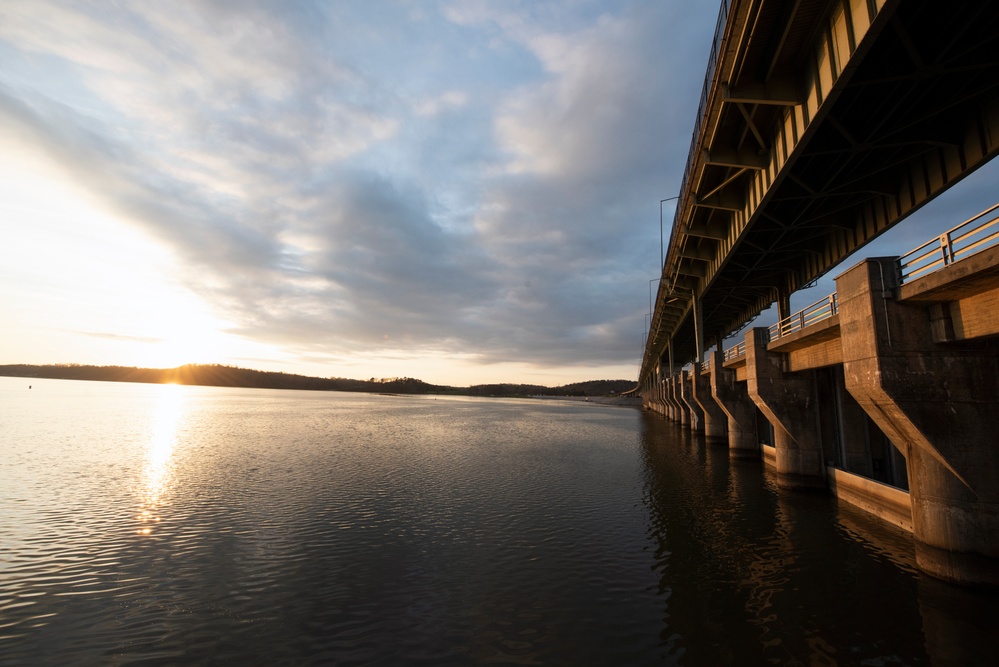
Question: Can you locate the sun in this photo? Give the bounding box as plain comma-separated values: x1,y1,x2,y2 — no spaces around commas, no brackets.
138,311,235,369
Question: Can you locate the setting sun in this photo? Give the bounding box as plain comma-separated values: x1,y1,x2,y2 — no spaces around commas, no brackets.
0,137,253,371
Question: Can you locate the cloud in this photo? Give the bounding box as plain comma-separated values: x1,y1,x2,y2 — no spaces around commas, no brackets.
0,0,721,378
77,331,165,345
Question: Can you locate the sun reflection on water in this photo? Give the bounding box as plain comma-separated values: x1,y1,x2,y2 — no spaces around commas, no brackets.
136,383,185,535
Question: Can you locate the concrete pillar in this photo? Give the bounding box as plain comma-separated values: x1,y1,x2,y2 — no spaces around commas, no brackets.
837,257,999,586
745,327,826,490
680,370,704,432
778,290,791,322
659,378,669,417
708,350,759,459
663,374,676,423
661,378,674,420
693,291,704,364
692,362,727,441
671,374,689,426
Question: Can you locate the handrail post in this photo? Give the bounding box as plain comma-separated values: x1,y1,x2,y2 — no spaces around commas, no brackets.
940,233,951,266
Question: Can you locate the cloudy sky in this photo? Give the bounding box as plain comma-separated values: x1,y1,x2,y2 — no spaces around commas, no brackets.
2,1,996,387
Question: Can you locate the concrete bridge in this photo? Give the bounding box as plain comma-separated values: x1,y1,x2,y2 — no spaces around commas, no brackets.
639,0,999,587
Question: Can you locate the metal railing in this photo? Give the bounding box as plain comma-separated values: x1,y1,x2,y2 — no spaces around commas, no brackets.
666,0,733,282
641,1,732,386
768,293,838,340
723,340,745,361
898,202,999,284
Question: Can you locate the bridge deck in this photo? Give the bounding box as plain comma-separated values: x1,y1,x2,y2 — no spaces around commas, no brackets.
643,0,999,383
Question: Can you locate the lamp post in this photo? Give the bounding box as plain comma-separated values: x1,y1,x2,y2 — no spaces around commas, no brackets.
648,277,660,333
660,196,680,270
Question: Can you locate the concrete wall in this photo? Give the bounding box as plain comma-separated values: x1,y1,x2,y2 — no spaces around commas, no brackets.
828,467,913,532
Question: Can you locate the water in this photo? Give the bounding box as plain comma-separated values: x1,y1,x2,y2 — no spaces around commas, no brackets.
1,377,996,665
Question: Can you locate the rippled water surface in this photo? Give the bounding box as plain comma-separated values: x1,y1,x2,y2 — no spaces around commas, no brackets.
1,377,996,665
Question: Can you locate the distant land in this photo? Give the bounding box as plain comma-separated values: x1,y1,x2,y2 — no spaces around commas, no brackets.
0,364,637,399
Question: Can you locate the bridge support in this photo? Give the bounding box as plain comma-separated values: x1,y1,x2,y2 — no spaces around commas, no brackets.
708,350,759,459
837,258,999,587
663,377,678,421
746,328,826,490
692,362,727,441
671,375,689,426
680,371,704,433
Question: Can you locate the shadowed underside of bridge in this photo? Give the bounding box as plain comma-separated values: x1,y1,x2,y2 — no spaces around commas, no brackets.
642,0,999,383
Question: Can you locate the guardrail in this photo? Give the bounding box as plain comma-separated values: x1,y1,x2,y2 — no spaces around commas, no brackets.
723,340,745,361
768,293,838,340
667,0,733,285
898,202,999,284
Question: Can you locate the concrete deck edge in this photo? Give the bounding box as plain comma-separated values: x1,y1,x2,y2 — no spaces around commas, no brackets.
762,444,776,468
827,466,913,533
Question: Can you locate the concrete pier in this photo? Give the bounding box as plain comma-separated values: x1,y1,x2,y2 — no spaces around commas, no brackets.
692,362,727,441
708,350,759,458
836,258,999,587
640,249,999,586
671,375,689,426
679,371,704,433
745,328,826,491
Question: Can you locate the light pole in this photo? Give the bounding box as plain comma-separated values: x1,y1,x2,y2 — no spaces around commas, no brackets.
660,196,680,270
649,278,660,329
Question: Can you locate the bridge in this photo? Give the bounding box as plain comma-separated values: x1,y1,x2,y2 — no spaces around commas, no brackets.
638,0,999,587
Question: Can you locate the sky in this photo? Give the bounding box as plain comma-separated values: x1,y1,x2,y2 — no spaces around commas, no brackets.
1,1,997,387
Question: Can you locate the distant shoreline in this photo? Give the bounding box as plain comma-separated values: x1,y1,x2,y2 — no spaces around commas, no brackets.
0,363,638,401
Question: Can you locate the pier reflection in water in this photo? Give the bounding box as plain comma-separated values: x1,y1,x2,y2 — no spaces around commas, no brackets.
639,413,999,666
1,378,997,666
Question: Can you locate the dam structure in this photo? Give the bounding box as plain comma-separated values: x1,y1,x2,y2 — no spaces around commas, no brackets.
638,0,999,586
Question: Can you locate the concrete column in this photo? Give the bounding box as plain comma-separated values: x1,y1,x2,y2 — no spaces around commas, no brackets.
661,378,674,420
671,374,689,426
658,377,670,419
680,370,704,432
745,328,826,490
692,362,727,441
708,350,759,458
693,291,704,364
837,257,999,586
778,291,791,322
662,375,675,423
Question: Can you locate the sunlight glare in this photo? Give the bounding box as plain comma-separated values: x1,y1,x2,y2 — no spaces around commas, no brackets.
136,383,185,535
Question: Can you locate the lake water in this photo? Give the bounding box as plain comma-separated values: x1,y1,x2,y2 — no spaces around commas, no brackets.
1,377,996,665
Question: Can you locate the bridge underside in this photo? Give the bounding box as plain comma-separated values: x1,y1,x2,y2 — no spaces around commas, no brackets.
647,0,999,375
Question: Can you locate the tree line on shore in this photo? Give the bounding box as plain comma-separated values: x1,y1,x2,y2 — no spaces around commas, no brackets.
0,364,635,398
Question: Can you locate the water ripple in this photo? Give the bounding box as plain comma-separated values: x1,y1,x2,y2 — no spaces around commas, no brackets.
3,380,995,665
